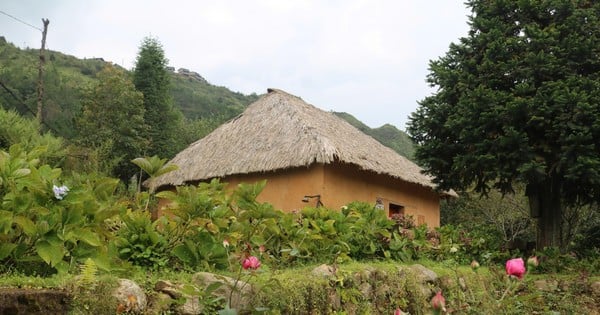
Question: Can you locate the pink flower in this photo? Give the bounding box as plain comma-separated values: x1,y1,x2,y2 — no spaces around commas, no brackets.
470,260,480,270
242,256,261,270
222,239,230,248
506,258,526,279
527,256,539,268
431,291,446,313
393,308,406,315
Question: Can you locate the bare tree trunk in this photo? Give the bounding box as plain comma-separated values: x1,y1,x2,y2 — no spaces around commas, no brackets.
528,177,563,250
36,18,49,128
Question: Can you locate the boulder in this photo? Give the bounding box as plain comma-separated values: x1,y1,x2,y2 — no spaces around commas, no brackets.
146,292,173,315
113,278,147,314
358,282,372,298
398,264,438,283
312,264,336,278
192,272,253,311
154,279,206,315
591,281,600,299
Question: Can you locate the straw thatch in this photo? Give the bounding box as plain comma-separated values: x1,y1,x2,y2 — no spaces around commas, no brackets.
150,88,447,194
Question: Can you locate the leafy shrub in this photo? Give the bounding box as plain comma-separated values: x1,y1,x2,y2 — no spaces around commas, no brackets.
155,180,233,270
340,202,393,260
113,209,169,270
0,108,64,165
571,220,600,259
0,145,121,274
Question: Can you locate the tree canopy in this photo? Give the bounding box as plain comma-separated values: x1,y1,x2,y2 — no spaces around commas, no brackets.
133,37,183,158
408,0,600,248
76,64,148,179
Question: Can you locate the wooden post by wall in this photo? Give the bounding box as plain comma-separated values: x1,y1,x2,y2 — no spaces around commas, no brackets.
36,18,49,128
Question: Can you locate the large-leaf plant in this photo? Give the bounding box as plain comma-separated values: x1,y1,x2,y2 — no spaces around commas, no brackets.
0,145,121,274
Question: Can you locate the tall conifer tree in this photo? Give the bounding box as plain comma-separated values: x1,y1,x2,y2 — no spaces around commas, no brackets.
409,0,600,249
133,37,182,158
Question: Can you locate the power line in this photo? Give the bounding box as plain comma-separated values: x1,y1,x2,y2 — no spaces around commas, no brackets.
0,79,61,135
0,10,42,32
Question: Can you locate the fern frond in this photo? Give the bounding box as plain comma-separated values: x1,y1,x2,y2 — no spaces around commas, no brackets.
78,258,99,288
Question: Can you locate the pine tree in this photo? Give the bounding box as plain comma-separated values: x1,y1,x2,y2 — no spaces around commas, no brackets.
408,0,600,249
133,37,183,158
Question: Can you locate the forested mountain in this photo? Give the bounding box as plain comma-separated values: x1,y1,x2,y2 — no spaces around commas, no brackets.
0,37,257,138
333,112,415,160
0,36,414,159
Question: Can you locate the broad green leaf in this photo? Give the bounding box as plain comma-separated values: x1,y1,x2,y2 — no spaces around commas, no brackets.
0,210,13,233
37,164,61,181
35,239,64,266
91,253,112,271
93,178,119,200
13,215,36,237
131,157,154,175
132,156,178,178
205,222,219,234
54,260,69,274
250,235,265,246
380,230,392,238
76,228,102,247
36,220,50,235
0,243,17,260
11,168,30,178
152,163,178,178
172,243,195,265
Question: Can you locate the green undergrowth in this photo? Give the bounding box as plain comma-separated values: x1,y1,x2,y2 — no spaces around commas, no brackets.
0,261,598,314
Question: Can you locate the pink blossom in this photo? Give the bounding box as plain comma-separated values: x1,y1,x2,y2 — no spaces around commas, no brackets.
393,307,406,315
242,256,261,270
506,258,526,279
431,291,446,313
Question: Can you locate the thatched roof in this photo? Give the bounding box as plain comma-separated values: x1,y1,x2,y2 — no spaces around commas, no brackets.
151,88,447,194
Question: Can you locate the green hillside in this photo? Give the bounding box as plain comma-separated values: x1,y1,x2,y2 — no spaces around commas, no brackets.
0,37,258,138
333,112,415,160
0,36,413,159
169,67,259,120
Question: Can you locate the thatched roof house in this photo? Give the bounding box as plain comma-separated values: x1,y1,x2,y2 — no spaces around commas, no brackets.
152,88,450,227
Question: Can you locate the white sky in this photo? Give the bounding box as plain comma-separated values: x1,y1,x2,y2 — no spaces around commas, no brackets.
1,1,470,130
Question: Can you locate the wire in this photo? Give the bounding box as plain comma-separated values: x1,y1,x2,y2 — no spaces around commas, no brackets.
0,10,42,32
0,79,61,135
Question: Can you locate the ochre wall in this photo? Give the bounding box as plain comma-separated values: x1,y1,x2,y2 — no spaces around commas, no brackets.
221,164,326,212
218,162,441,227
322,163,441,227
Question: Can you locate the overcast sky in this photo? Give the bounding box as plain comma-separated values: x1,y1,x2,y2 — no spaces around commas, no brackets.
1,1,470,130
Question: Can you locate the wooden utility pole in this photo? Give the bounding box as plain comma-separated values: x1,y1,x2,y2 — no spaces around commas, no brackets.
36,18,49,128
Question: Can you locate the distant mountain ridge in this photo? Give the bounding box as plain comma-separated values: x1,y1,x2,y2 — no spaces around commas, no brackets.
0,36,415,159
332,112,415,160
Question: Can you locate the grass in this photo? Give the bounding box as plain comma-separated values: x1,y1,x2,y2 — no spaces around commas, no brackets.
0,260,598,314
